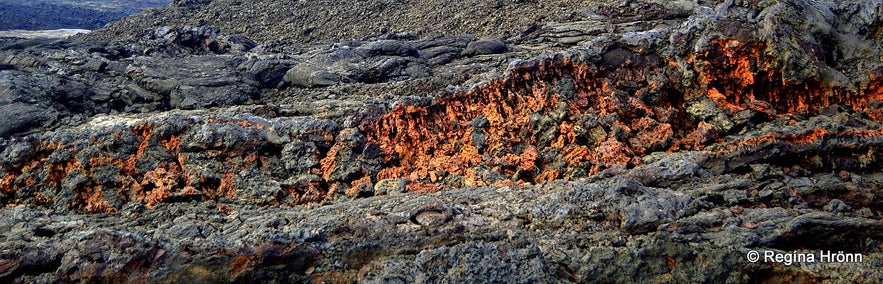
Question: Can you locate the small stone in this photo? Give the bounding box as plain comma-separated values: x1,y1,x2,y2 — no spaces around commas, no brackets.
461,39,507,56
410,204,453,227
686,98,734,133
283,64,342,88
469,116,489,128
857,208,874,218
824,199,852,213
374,178,407,196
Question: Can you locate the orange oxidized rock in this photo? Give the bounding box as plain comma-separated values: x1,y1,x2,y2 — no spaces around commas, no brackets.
690,39,883,115
366,55,692,189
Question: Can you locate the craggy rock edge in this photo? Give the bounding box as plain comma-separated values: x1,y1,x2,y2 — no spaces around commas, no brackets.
1,0,883,283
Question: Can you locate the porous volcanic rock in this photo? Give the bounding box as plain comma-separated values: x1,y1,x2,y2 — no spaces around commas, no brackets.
83,0,610,44
2,0,883,283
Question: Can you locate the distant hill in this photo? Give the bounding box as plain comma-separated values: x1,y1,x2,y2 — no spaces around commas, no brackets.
0,0,169,30
84,0,596,44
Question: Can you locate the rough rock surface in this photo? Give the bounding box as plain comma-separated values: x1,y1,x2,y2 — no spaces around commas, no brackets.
84,0,604,44
2,0,883,283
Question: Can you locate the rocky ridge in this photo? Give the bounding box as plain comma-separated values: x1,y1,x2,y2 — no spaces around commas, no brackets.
2,0,883,283
84,0,607,44
0,0,169,31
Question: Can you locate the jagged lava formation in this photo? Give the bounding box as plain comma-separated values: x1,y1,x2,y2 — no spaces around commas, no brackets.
366,31,883,194
368,55,682,190
2,0,883,283
1,0,882,211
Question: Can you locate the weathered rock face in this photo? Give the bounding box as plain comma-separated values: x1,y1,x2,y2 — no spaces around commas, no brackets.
364,0,883,193
2,0,883,283
0,110,343,212
83,0,614,44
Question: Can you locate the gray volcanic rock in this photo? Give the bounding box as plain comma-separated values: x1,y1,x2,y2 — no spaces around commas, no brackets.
82,0,608,44
461,38,508,57
0,103,47,138
1,0,883,283
2,150,882,282
0,28,519,136
128,56,260,110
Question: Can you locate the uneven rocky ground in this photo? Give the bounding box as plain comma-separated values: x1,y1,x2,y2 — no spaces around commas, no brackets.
2,0,883,283
0,0,169,31
84,0,609,44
